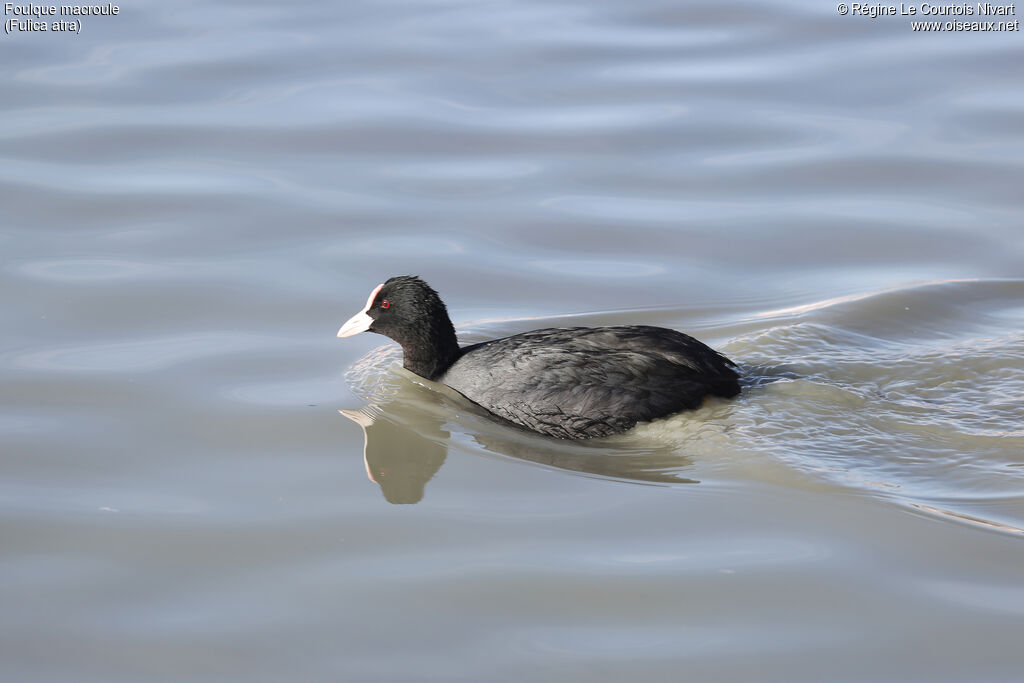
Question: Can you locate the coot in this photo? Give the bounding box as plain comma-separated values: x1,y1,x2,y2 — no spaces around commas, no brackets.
338,276,740,439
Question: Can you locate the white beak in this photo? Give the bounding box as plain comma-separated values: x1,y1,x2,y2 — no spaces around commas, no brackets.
337,283,384,338
337,310,373,338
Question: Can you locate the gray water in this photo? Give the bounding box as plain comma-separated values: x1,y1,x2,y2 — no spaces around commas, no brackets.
3,0,1024,681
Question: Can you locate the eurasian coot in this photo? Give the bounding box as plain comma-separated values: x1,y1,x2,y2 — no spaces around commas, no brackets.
339,275,740,439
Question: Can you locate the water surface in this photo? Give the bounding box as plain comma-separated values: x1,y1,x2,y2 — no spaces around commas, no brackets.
2,1,1023,681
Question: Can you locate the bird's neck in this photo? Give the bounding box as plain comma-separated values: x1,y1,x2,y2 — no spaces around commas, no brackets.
400,317,460,381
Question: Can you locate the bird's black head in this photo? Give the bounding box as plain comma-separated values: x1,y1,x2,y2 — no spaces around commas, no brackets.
338,275,460,380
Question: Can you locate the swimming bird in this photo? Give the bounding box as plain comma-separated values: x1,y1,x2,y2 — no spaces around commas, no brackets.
338,276,740,439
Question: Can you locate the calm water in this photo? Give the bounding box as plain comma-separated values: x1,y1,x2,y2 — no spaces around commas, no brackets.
3,0,1023,681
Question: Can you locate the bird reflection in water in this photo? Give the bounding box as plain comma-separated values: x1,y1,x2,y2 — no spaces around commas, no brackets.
340,375,699,505
339,405,448,505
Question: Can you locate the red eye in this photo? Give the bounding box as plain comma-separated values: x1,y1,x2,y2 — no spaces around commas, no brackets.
380,299,390,309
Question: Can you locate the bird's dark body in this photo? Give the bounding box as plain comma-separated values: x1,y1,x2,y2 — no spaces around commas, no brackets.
339,276,740,440
442,326,739,439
